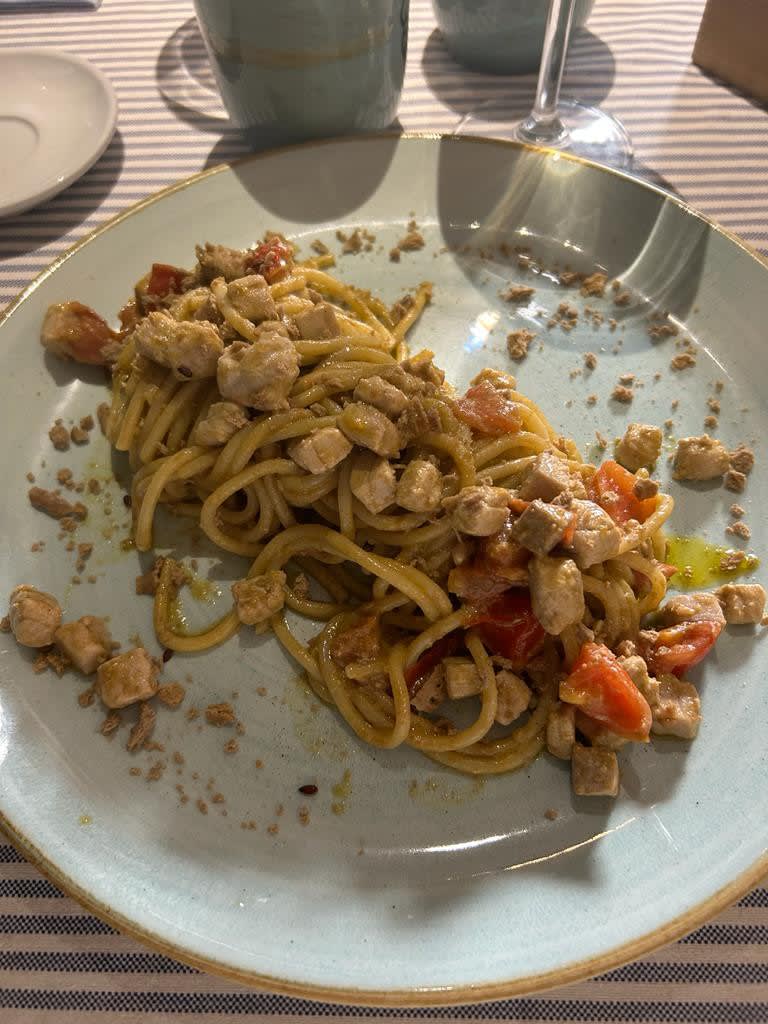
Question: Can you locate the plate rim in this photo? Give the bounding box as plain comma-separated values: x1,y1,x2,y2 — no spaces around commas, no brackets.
1,131,767,1006
0,47,118,219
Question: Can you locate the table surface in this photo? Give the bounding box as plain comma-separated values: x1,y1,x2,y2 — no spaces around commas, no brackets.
1,0,767,1020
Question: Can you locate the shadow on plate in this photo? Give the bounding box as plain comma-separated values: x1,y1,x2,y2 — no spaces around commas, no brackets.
43,351,111,390
204,130,403,223
420,28,616,121
0,130,125,262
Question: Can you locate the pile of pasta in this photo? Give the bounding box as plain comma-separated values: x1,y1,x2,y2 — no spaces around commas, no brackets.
94,235,692,789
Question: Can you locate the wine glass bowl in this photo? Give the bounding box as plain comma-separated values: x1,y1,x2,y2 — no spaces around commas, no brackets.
450,0,633,171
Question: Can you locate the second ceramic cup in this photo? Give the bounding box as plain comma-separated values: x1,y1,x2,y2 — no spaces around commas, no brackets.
194,0,410,149
432,0,594,74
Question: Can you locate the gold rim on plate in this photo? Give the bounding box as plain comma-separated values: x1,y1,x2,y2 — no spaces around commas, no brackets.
1,132,766,1006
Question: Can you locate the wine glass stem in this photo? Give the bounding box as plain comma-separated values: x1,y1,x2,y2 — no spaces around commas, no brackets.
518,0,576,146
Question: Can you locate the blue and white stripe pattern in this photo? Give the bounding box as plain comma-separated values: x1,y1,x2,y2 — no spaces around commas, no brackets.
1,0,768,1017
1,831,767,1021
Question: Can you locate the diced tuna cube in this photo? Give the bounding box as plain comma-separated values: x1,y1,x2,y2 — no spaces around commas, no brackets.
338,402,400,457
673,435,730,481
565,499,622,568
529,555,584,635
294,303,340,340
190,401,248,446
353,376,409,417
571,743,619,797
96,647,159,709
226,274,277,322
411,666,446,712
195,242,249,283
618,654,660,706
289,427,352,474
132,311,223,380
651,675,701,739
715,583,766,625
546,702,576,759
442,485,510,537
445,658,483,699
54,616,113,674
350,452,396,513
518,452,571,501
396,459,442,513
615,422,662,471
495,669,531,725
660,591,725,627
8,585,62,648
511,499,571,555
330,615,380,666
217,334,299,410
231,571,286,626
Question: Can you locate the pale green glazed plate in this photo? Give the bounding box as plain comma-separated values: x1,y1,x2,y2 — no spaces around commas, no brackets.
1,135,766,1005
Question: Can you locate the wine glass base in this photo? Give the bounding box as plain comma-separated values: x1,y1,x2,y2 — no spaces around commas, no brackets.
453,97,633,172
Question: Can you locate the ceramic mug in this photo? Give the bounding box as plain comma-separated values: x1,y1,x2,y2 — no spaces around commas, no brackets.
432,0,595,74
194,0,410,149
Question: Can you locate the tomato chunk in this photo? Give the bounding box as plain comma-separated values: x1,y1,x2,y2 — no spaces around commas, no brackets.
404,631,462,691
454,379,523,437
560,641,651,741
645,620,721,678
245,237,294,284
467,591,545,669
147,263,187,299
589,460,657,525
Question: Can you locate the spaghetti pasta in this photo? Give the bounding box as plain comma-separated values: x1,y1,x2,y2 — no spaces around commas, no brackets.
41,233,743,796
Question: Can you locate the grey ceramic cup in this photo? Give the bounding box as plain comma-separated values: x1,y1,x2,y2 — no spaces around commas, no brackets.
432,0,594,74
194,0,410,149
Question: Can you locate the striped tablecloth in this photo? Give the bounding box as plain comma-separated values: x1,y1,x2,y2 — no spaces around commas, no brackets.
1,0,767,1020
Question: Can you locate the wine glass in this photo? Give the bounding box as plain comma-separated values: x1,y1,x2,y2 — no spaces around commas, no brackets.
454,0,633,170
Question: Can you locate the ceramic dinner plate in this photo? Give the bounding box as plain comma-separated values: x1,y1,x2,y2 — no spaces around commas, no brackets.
0,48,117,218
0,135,766,1005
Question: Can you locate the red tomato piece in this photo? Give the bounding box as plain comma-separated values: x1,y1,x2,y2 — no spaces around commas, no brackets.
404,631,462,691
246,238,294,284
560,641,652,741
147,263,187,299
589,460,658,525
454,380,523,437
645,619,721,678
467,591,545,669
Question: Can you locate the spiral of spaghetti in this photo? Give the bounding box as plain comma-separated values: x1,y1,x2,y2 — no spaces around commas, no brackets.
104,241,675,776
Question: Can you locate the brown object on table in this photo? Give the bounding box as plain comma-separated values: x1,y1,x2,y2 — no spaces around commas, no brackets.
693,0,768,105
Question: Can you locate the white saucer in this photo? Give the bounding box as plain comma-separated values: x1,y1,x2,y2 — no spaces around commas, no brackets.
0,48,117,218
